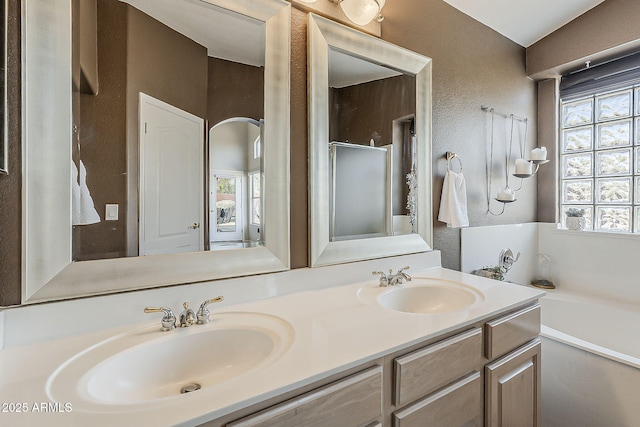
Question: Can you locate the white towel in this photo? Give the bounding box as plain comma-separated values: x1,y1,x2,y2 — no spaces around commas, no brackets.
72,160,101,225
438,169,469,228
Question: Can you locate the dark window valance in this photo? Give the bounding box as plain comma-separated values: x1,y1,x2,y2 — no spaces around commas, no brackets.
560,51,640,99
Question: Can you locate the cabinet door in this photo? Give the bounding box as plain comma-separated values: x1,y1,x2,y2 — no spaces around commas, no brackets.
485,339,541,427
228,366,382,427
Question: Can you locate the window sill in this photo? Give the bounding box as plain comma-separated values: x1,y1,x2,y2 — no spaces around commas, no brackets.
552,223,640,241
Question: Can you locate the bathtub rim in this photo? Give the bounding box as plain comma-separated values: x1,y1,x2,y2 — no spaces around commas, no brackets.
540,290,640,370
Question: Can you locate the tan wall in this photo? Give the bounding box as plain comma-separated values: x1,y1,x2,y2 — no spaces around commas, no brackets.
329,75,415,146
0,0,21,305
207,57,264,128
527,0,640,222
527,0,640,79
73,0,128,261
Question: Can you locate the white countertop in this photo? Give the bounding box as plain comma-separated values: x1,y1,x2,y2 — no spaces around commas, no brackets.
0,266,543,426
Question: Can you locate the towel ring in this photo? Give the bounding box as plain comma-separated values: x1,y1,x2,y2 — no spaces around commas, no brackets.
446,151,463,172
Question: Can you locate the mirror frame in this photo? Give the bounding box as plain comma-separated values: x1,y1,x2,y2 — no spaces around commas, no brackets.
308,14,433,267
21,0,291,304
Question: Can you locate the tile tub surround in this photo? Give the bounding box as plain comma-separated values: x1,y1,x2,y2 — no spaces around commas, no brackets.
0,254,543,426
460,223,539,286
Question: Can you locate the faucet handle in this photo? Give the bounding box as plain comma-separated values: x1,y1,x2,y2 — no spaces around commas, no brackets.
396,266,411,282
372,271,390,287
196,296,224,324
144,306,176,331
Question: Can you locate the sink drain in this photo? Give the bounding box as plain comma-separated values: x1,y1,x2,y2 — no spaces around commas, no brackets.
180,383,202,394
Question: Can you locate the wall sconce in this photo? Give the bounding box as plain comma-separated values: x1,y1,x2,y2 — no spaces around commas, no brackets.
330,0,385,25
299,0,385,26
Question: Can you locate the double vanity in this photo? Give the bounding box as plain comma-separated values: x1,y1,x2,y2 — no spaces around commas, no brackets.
0,253,543,426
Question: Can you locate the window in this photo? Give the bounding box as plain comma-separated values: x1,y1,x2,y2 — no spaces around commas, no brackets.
249,170,261,225
560,86,640,232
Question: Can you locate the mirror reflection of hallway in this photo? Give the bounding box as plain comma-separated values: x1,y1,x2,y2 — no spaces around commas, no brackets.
209,118,263,251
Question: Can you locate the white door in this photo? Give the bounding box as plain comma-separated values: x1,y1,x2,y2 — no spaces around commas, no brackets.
139,93,204,255
211,170,244,242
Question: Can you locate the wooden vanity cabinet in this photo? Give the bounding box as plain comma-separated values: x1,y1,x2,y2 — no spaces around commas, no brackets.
207,301,541,427
387,302,541,427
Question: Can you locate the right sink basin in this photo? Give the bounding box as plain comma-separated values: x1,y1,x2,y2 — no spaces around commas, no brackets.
358,278,485,314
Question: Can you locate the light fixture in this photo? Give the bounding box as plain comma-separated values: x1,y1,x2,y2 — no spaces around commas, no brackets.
330,0,385,26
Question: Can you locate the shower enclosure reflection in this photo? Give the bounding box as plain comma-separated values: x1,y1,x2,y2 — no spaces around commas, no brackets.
327,50,417,240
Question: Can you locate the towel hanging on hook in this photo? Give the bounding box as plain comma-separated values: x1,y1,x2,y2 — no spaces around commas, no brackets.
439,151,468,228
446,151,463,173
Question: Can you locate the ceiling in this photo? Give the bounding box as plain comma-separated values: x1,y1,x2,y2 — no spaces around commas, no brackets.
329,49,402,88
122,0,265,67
442,0,606,47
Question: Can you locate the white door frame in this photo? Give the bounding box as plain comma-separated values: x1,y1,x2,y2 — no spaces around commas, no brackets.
211,169,245,242
139,92,204,255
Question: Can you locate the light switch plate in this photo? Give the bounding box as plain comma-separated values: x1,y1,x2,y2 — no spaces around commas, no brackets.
105,204,119,221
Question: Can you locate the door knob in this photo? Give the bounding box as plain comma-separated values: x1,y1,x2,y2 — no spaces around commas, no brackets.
188,223,200,229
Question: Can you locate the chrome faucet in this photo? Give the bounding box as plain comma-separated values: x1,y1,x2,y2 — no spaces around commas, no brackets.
144,296,224,331
179,302,196,327
196,296,224,324
144,306,177,331
372,266,411,287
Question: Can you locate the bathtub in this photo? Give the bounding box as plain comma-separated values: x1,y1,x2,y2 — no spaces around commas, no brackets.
540,290,640,427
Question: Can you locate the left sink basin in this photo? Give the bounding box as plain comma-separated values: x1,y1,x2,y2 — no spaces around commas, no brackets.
47,312,294,409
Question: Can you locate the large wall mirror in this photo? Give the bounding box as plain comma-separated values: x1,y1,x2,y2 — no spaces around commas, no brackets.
22,0,290,304
308,14,433,267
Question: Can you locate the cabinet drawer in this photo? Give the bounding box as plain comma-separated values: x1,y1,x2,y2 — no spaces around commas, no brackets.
393,328,482,407
227,366,382,427
485,304,540,360
393,371,482,427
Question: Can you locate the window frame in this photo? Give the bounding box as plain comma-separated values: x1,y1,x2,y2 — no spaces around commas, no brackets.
248,169,261,226
559,85,640,233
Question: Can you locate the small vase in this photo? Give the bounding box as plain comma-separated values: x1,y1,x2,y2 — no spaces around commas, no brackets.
566,216,585,231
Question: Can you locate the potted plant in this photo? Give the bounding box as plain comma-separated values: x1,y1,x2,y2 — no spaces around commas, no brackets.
472,265,504,281
565,208,586,230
